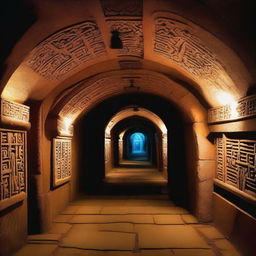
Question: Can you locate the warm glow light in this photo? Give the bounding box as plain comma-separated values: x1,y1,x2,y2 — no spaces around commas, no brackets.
59,117,73,136
217,92,238,118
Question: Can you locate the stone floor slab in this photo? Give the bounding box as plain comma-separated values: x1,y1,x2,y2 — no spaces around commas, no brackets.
154,215,184,224
76,206,102,214
71,223,134,233
70,214,154,224
62,206,80,214
55,248,108,256
172,249,215,256
181,215,198,224
48,223,72,234
126,206,188,215
28,234,62,242
61,225,136,250
13,244,58,256
53,214,73,223
197,226,225,239
135,225,210,249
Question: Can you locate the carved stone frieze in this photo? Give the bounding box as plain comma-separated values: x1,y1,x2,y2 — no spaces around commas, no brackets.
0,129,26,211
107,19,143,58
216,135,256,197
100,0,143,17
26,21,107,80
208,94,256,123
0,99,30,129
53,137,72,187
154,17,231,88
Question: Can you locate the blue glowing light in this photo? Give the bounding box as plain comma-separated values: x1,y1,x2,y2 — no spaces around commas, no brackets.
130,132,146,154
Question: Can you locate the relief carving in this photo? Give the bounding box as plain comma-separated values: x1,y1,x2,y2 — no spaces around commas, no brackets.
0,129,26,210
154,17,229,87
107,19,143,58
26,21,107,79
208,94,256,123
53,137,72,187
1,99,30,128
215,135,256,197
100,0,143,17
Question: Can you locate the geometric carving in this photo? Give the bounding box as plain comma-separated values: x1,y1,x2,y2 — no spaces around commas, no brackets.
26,21,107,80
215,135,256,197
216,137,224,181
0,129,26,211
100,0,143,17
154,17,228,87
0,99,30,129
53,137,72,187
209,94,256,123
107,19,143,58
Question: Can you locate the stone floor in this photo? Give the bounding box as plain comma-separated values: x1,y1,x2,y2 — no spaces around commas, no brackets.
105,168,167,185
13,195,241,256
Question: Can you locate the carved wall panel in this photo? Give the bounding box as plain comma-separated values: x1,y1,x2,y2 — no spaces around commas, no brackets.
215,135,256,197
100,0,143,17
26,21,107,80
209,94,256,123
154,17,230,88
53,137,72,187
0,99,30,128
107,19,143,58
0,129,26,211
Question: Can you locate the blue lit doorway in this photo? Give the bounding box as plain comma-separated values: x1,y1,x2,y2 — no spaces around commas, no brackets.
126,131,150,161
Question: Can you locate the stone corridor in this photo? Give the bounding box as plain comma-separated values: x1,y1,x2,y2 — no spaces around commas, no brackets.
14,195,240,256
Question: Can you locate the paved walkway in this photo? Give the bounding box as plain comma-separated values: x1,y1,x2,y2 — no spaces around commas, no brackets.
14,195,240,256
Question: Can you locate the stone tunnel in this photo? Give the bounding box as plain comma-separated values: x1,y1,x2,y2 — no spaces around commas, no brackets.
0,0,255,255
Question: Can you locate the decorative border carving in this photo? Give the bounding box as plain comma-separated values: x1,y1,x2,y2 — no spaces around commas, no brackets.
216,135,256,198
0,129,27,211
0,98,30,129
26,21,107,80
107,19,143,58
209,94,256,123
100,0,143,17
52,137,72,187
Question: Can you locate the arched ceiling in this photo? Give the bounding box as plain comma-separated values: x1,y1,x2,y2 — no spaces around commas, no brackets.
105,108,167,137
1,0,252,110
50,70,207,129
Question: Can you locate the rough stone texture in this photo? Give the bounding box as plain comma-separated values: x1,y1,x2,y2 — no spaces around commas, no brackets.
135,224,210,249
